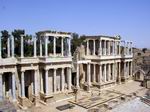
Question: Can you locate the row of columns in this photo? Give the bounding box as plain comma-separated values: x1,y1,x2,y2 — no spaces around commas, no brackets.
124,61,132,78
0,36,15,58
122,41,133,55
44,67,72,96
43,36,71,57
0,73,16,101
86,39,121,56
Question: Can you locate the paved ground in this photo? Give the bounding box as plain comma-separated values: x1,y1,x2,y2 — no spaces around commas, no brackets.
17,81,150,112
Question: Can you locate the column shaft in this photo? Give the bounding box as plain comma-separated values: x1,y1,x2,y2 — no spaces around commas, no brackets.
61,38,64,56
21,71,25,97
99,65,102,83
68,38,71,56
61,68,64,91
68,67,72,90
34,70,38,96
87,64,91,86
130,62,133,76
21,36,24,58
12,73,16,100
53,37,56,56
118,63,121,83
76,64,79,88
45,69,49,95
104,40,106,55
53,69,56,92
34,37,37,57
7,37,10,57
11,36,14,57
93,64,96,82
45,37,48,57
0,74,3,100
108,64,111,81
40,39,42,57
104,64,106,82
86,40,89,55
108,41,110,55
99,40,102,56
93,40,95,55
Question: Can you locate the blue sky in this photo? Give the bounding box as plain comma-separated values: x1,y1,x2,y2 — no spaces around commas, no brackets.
0,0,150,48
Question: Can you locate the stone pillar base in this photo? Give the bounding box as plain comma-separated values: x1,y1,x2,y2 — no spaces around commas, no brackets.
40,92,53,103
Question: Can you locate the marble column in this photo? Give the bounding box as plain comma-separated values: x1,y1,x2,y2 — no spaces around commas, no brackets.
61,38,64,56
34,37,37,57
21,71,25,97
112,41,114,56
11,36,14,57
99,40,102,56
104,40,106,55
99,64,102,84
86,40,89,55
130,62,133,76
45,69,49,95
53,69,56,93
93,64,96,82
40,39,42,57
93,40,95,55
7,37,10,57
61,68,64,91
118,42,121,55
12,73,16,100
124,62,126,79
130,42,133,55
108,64,111,81
118,62,121,83
108,41,110,55
76,64,79,88
53,37,56,56
45,36,48,57
0,74,3,100
68,38,71,56
68,67,72,90
21,35,24,58
104,64,106,82
87,63,91,86
34,70,38,96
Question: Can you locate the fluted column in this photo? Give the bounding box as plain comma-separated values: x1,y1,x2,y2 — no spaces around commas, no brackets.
53,37,56,56
68,38,71,56
99,64,102,84
61,38,64,56
93,40,95,55
40,39,42,57
21,35,24,58
53,68,56,93
86,40,89,55
61,68,64,91
12,72,16,100
0,74,3,100
76,64,79,88
104,64,106,82
34,36,37,57
21,71,25,97
11,36,14,57
87,63,91,86
34,70,38,96
45,36,48,57
108,64,111,81
99,39,102,56
68,67,72,90
7,37,10,57
93,64,96,82
45,69,49,95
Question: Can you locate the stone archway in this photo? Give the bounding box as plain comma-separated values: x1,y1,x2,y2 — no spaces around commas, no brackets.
133,69,145,81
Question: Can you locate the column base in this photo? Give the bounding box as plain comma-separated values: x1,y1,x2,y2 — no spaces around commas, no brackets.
40,92,53,103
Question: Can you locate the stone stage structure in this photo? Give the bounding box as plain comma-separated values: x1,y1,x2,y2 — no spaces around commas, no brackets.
0,31,133,108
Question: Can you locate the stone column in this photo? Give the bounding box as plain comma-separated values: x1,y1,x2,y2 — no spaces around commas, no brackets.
86,40,89,55
76,63,79,88
0,35,1,58
68,38,71,56
87,63,91,86
53,37,56,56
21,35,24,58
34,37,37,57
130,62,133,76
99,64,102,84
104,40,106,55
108,64,111,81
11,36,14,57
124,62,126,79
40,70,44,93
0,74,3,100
108,41,110,55
21,71,25,97
61,38,64,56
68,67,72,90
118,62,121,83
45,69,49,95
61,68,64,91
118,41,121,55
40,39,42,57
34,70,38,96
53,68,56,93
130,42,133,55
93,64,96,83
112,41,114,56
99,39,102,56
45,36,48,57
12,72,16,100
104,64,106,82
7,37,10,57
93,40,95,55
